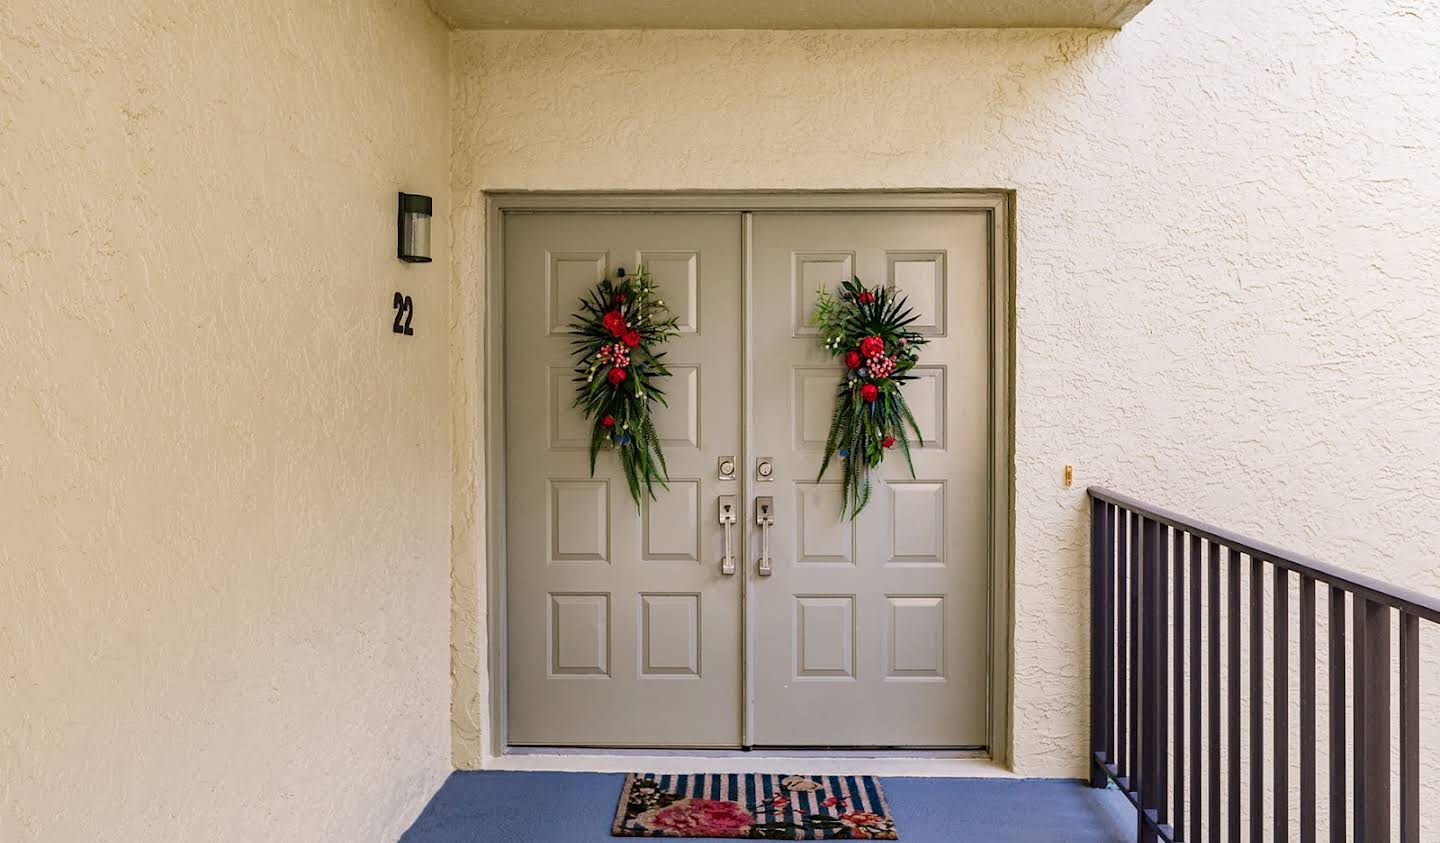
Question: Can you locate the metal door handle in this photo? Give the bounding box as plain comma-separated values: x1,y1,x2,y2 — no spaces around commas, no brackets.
718,495,737,576
755,496,774,577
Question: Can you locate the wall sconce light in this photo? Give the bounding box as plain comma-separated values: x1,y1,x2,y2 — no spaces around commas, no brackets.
397,192,432,263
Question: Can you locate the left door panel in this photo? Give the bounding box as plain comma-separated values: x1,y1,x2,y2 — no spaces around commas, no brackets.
504,212,744,747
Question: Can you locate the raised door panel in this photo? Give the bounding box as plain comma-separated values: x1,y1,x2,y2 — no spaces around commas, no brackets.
791,252,854,337
794,596,856,679
549,593,611,676
640,593,701,677
794,483,855,566
652,366,701,448
899,366,946,448
886,595,946,680
548,366,595,449
887,481,944,566
547,251,608,335
549,480,610,563
886,251,946,336
643,479,701,562
639,250,700,334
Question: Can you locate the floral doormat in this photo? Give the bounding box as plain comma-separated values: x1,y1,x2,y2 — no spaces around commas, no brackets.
611,773,899,839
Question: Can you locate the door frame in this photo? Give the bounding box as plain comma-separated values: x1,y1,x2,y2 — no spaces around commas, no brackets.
478,190,1016,766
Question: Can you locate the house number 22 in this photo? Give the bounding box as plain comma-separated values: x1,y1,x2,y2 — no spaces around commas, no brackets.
392,292,415,336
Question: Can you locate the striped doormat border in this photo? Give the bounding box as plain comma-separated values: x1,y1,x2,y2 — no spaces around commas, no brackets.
612,772,898,839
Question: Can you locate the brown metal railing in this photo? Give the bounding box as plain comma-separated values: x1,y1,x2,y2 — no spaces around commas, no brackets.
1089,487,1437,842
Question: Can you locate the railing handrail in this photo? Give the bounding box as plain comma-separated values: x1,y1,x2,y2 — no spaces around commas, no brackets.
1088,486,1440,625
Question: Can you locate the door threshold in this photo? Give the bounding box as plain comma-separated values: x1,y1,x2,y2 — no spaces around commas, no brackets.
486,748,1015,778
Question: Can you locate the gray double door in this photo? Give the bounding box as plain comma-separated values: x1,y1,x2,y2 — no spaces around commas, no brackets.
504,209,990,749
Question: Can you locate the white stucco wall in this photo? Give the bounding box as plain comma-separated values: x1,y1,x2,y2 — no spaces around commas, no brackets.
1,1,453,840
449,0,1440,785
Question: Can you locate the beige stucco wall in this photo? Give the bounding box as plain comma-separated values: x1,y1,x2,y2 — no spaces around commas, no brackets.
449,0,1440,779
1,1,452,841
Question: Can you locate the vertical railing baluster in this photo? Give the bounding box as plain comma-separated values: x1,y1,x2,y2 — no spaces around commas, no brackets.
1189,533,1202,843
1091,498,1109,787
1117,509,1129,784
1274,566,1289,841
1400,611,1419,843
1299,575,1316,843
1227,548,1241,843
1140,517,1161,843
1173,529,1186,838
1249,556,1265,841
1207,541,1221,843
1244,556,1267,835
1131,512,1142,795
1106,505,1117,773
1117,510,1129,784
1352,594,1366,840
1327,588,1345,843
1359,599,1391,841
1157,525,1170,829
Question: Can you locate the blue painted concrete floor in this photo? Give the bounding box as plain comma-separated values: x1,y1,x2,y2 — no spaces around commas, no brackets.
400,772,1136,842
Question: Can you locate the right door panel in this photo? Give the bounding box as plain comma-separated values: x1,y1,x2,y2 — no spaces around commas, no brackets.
749,211,992,748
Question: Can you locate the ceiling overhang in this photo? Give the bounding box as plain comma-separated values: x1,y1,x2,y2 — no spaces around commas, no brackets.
430,0,1154,31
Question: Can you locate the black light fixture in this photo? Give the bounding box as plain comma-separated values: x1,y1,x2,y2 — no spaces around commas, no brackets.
397,192,432,263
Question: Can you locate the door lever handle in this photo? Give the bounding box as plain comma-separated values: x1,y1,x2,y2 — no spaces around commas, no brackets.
755,496,774,577
718,495,737,576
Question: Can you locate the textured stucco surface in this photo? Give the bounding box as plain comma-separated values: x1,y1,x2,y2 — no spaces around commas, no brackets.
449,0,1440,798
1,1,452,840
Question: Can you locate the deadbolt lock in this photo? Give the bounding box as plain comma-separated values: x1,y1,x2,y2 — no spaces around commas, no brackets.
718,456,736,481
755,457,774,482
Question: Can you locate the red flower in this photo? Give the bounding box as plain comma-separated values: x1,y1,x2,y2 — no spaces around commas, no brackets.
607,367,627,386
602,415,615,428
883,436,895,448
622,330,641,348
839,811,892,838
615,293,626,304
858,290,873,304
636,798,753,837
845,350,862,370
861,383,879,402
859,335,885,359
602,310,626,336
822,796,847,808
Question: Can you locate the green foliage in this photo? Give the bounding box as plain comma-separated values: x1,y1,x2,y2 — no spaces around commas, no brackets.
568,266,681,510
811,276,929,519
